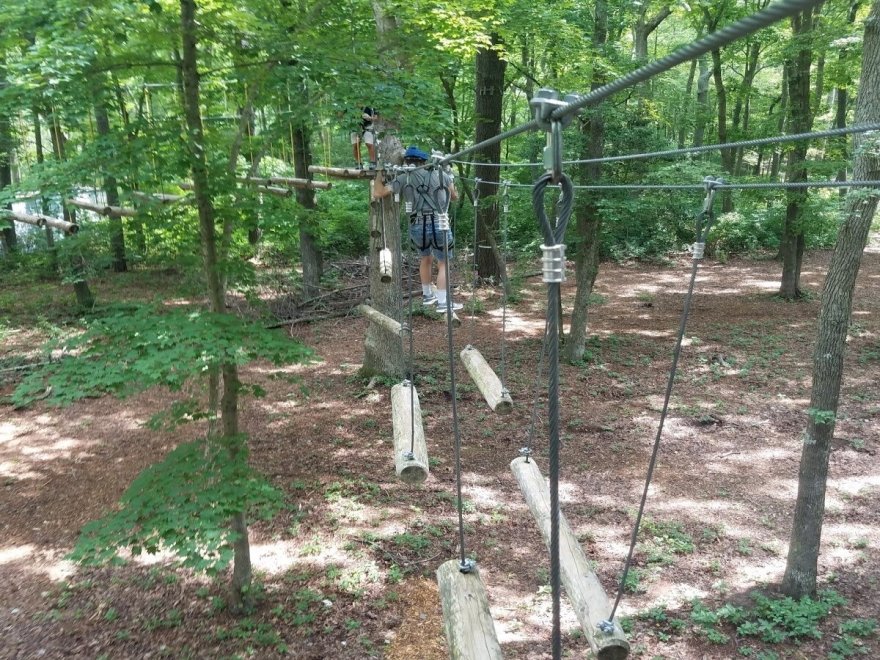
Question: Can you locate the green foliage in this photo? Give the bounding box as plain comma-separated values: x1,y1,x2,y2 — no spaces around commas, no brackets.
807,407,837,425
70,437,283,574
13,304,314,407
690,590,848,648
641,518,695,565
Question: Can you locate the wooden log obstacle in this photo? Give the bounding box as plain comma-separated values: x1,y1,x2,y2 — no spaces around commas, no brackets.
66,198,137,218
390,381,429,484
236,176,332,191
511,456,630,659
2,210,79,235
308,165,376,179
436,560,503,660
460,345,513,413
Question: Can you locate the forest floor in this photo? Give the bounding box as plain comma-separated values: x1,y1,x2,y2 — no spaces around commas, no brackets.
0,246,878,660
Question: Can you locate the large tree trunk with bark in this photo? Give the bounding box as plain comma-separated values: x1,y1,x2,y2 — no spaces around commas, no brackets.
180,0,250,613
693,57,711,148
473,34,507,283
782,0,880,597
361,135,405,379
564,0,607,364
292,119,323,299
779,9,816,299
94,92,127,272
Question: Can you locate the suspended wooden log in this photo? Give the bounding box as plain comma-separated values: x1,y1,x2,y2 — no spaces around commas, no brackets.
357,303,402,336
431,306,462,328
128,191,187,205
66,198,137,218
177,181,195,191
2,210,78,235
390,381,429,484
378,248,393,283
510,457,630,660
459,345,513,414
237,176,331,191
436,559,503,660
308,165,376,179
255,185,293,198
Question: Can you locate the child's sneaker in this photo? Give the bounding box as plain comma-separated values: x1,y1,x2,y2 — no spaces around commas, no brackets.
421,294,437,307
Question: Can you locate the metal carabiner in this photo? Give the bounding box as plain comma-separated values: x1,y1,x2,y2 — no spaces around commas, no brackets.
550,120,563,184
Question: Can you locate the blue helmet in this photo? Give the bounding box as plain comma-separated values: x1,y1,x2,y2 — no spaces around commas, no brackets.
404,145,429,161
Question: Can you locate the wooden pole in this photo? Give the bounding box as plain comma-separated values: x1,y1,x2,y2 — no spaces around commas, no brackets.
254,185,292,198
2,210,79,235
390,381,429,484
308,165,376,179
66,198,137,218
460,345,513,413
358,303,402,336
510,457,629,660
436,559,503,660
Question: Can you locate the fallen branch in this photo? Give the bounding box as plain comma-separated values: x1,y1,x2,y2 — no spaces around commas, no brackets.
1,210,79,235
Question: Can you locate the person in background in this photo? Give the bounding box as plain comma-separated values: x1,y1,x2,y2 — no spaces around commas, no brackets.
352,106,378,170
372,145,462,312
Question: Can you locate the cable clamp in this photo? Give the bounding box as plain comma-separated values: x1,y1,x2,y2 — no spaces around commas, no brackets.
435,212,450,231
530,88,578,130
519,447,533,462
702,175,722,214
402,450,415,461
458,558,476,574
597,620,616,634
500,387,510,398
540,243,566,283
402,379,412,388
400,322,411,336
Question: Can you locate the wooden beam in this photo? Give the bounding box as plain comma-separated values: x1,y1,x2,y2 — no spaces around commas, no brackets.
390,381,429,484
2,210,78,235
436,560,503,660
510,457,630,660
308,165,376,179
237,176,331,191
358,303,402,336
128,191,187,205
460,345,513,413
66,198,137,218
255,185,292,198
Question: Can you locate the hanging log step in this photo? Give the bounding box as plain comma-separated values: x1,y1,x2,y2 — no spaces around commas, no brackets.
128,191,187,205
2,210,79,235
66,198,137,218
511,456,630,660
308,165,376,179
237,176,331,191
390,381,429,484
460,345,513,413
436,559,503,660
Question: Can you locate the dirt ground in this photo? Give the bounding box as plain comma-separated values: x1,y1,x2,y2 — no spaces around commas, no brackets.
1,246,878,659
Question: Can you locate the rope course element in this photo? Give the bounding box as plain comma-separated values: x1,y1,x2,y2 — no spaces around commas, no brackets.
450,122,880,169
605,177,722,625
459,176,880,192
439,0,824,167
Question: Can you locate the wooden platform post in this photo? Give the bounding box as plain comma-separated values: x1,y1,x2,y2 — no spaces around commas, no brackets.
436,559,504,660
510,456,630,660
390,381,429,484
460,345,513,413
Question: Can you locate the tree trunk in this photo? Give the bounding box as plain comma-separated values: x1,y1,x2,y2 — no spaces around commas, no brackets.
33,110,57,275
693,57,711,148
474,34,507,283
782,0,880,598
678,57,698,149
361,134,405,379
770,68,789,180
709,44,735,212
779,10,815,299
563,0,607,364
179,0,250,613
733,41,761,175
0,57,15,255
632,4,671,102
292,117,322,299
834,2,862,193
94,95,127,272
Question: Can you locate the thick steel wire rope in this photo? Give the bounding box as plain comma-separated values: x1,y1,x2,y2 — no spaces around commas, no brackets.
458,176,880,191
532,171,575,660
438,0,823,167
